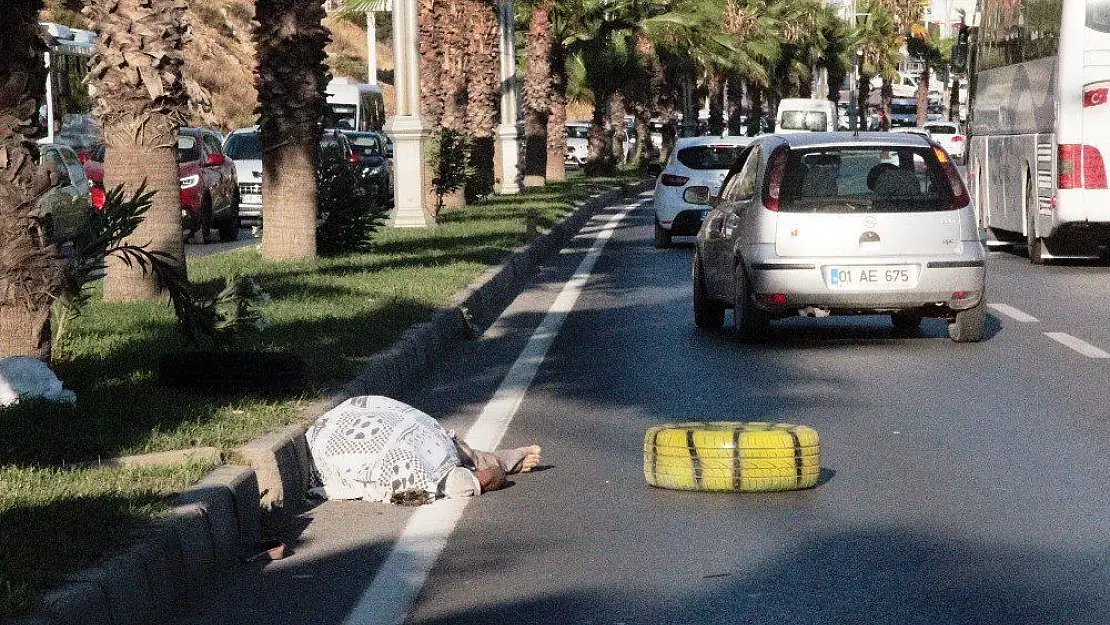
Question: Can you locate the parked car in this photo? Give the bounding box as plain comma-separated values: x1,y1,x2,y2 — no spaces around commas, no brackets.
652,135,754,248
890,126,933,140
922,121,966,164
36,143,91,245
76,143,105,210
692,131,986,343
223,127,366,225
82,129,240,242
565,120,590,169
338,130,393,203
178,128,239,242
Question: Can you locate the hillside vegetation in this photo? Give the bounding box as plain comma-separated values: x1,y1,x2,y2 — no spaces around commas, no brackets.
42,0,395,132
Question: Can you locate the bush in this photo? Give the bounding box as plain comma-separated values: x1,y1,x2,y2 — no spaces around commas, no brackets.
315,160,389,256
428,129,471,215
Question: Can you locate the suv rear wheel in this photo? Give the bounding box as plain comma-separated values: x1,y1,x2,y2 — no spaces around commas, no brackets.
217,193,240,242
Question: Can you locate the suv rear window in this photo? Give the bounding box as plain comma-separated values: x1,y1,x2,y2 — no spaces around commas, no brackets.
777,146,956,213
177,135,200,163
676,145,743,170
778,111,828,132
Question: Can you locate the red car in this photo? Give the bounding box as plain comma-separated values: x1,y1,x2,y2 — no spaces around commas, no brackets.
80,127,241,242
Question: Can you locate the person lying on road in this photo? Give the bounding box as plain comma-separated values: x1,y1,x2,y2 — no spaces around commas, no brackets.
306,395,541,505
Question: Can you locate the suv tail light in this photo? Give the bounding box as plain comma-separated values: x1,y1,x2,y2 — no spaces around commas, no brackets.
933,146,970,208
762,148,787,211
1059,144,1108,189
660,173,689,186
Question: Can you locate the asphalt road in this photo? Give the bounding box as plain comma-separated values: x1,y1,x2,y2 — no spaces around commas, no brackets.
183,194,1110,625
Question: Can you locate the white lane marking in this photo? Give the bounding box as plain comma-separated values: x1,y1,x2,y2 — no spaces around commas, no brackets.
988,303,1039,323
1045,332,1110,359
341,200,643,625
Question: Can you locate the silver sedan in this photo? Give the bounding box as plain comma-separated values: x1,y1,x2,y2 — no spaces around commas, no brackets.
692,132,987,343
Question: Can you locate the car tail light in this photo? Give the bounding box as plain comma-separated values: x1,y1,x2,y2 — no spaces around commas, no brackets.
660,173,689,186
951,135,964,142
933,146,970,208
90,186,106,211
683,186,711,205
762,148,787,211
77,151,89,164
1059,144,1108,189
348,152,360,165
759,293,788,305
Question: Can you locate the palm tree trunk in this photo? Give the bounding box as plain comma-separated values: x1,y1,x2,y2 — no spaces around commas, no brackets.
522,0,553,187
609,92,628,166
915,66,930,126
858,75,872,130
880,76,894,130
546,43,568,182
746,82,764,136
437,0,469,208
464,0,500,201
86,0,190,301
0,0,61,360
255,0,330,260
707,72,725,136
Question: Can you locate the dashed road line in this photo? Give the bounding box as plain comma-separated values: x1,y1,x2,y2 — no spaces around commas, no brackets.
988,303,1039,323
1045,332,1110,359
340,199,644,625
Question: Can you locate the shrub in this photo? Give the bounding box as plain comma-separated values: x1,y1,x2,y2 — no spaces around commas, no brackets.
315,160,389,256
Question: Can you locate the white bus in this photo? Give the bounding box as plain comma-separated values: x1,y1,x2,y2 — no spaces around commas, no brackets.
325,78,385,132
959,0,1110,263
39,23,97,148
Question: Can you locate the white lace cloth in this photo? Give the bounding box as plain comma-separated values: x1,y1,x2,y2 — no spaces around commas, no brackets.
306,395,460,502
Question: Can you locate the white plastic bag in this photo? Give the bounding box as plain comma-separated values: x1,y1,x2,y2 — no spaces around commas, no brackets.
0,357,77,407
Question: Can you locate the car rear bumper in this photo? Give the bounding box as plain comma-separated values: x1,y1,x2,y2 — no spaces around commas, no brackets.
745,253,986,315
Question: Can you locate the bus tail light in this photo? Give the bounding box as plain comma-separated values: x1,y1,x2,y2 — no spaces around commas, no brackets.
933,146,971,208
660,173,689,187
951,135,964,143
1059,144,1108,189
762,148,788,211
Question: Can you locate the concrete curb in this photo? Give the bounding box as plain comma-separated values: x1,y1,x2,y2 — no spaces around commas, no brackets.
21,179,651,625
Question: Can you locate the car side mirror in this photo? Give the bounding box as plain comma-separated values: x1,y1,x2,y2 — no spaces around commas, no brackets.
204,153,226,167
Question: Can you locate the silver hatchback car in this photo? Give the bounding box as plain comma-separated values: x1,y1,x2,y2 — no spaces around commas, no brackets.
693,132,986,342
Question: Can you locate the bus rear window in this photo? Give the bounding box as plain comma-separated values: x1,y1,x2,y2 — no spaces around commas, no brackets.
676,145,743,170
778,111,828,131
1091,0,1110,32
777,147,956,213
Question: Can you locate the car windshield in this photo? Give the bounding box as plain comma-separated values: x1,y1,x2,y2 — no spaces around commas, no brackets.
224,133,262,160
348,134,381,157
676,145,743,170
319,137,345,161
177,135,200,163
779,111,828,131
777,146,954,213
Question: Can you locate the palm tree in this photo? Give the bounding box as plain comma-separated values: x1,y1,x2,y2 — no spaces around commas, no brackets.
851,1,901,129
254,0,331,260
0,0,64,359
521,0,554,186
464,0,501,200
84,0,190,300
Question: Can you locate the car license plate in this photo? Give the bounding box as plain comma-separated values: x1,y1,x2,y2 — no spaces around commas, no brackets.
242,194,262,205
825,265,919,290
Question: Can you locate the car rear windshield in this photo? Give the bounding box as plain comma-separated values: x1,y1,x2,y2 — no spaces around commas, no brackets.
778,111,828,132
224,133,261,160
777,146,956,213
923,123,957,135
1091,0,1110,32
676,145,743,170
348,134,381,157
177,135,200,163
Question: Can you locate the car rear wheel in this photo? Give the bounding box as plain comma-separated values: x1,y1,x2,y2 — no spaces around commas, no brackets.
948,299,986,343
733,267,768,342
890,312,922,333
653,220,672,249
198,199,213,244
692,251,724,329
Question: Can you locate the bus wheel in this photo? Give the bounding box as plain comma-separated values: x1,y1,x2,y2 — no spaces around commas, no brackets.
1026,181,1045,265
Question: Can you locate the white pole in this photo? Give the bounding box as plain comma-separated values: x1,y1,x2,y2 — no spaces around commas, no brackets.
385,0,432,226
495,1,521,194
366,11,378,85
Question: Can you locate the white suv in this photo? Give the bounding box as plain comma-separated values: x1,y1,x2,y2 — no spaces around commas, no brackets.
652,136,753,248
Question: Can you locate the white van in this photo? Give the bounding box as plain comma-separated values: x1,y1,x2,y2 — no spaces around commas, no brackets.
774,98,839,134
326,78,385,132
